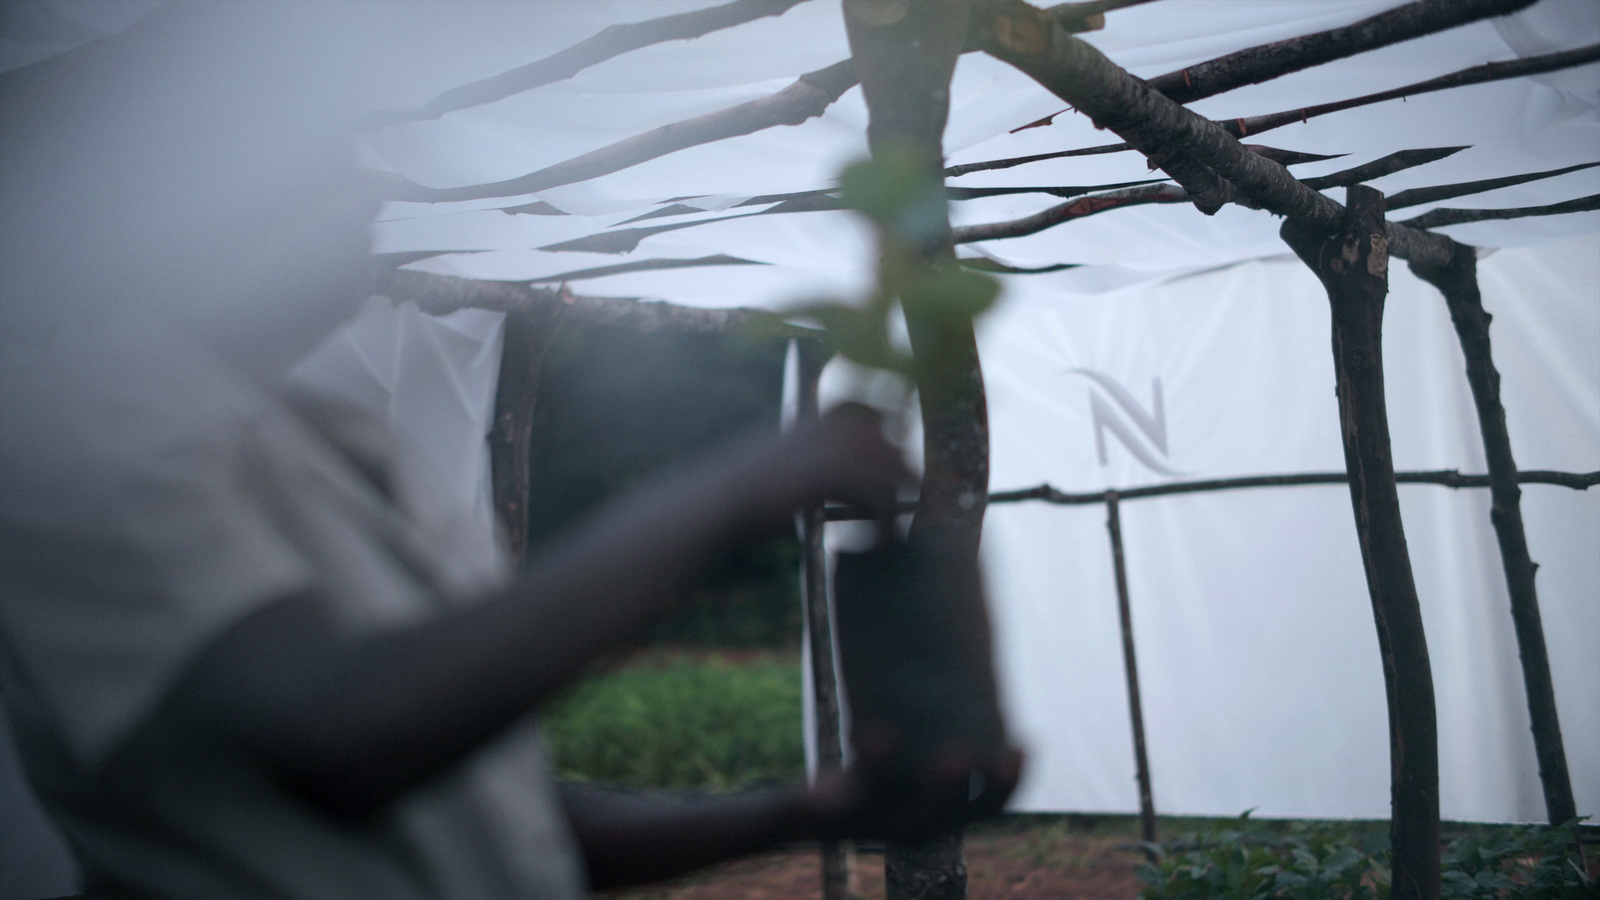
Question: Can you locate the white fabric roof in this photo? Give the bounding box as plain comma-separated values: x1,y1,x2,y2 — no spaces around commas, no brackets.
6,2,1596,304
345,1,1600,306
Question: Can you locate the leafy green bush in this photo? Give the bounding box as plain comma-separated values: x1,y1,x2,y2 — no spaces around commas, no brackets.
1137,812,1591,900
541,654,805,791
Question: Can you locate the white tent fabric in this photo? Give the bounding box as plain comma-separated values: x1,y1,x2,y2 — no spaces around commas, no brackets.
2,0,1596,836
978,234,1598,822
287,296,508,550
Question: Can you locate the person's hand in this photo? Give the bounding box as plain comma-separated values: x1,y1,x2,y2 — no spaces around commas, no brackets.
798,724,1025,843
777,402,912,523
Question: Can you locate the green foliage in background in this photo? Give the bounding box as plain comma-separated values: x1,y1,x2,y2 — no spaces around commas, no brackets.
542,654,805,791
1137,812,1592,900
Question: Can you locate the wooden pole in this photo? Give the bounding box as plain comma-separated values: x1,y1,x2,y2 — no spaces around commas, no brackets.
1282,185,1439,900
1407,247,1578,832
796,340,853,900
488,290,572,567
843,2,983,898
1105,492,1157,852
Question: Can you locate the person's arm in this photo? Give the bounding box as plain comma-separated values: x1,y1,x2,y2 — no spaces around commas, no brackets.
558,741,1026,891
160,407,907,819
557,783,819,891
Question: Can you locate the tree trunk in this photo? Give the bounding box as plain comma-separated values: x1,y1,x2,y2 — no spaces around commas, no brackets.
1281,185,1439,900
843,2,984,898
1407,246,1577,829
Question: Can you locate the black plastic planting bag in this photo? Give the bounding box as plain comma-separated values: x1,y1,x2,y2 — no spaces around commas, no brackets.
833,528,1008,788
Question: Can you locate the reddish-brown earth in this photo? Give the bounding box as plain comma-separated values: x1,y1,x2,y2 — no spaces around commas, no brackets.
602,827,1146,900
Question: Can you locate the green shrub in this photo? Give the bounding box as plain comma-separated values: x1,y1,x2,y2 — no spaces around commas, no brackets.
1137,812,1591,900
541,653,806,791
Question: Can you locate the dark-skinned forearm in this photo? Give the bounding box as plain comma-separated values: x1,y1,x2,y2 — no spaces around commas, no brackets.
558,783,823,890
173,431,805,818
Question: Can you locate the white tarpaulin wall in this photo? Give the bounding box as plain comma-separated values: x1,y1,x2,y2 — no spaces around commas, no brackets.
976,235,1599,822
3,0,1597,836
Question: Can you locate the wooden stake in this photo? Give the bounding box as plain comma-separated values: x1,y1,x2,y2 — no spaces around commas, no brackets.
1282,185,1440,900
797,340,853,900
1105,491,1157,852
1408,247,1578,832
488,289,572,567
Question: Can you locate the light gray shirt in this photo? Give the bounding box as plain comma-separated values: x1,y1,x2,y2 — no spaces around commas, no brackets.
0,319,586,899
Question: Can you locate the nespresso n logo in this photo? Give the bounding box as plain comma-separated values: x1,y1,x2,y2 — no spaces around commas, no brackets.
1069,369,1182,476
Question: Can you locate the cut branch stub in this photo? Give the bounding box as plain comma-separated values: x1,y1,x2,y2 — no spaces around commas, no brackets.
1281,185,1440,900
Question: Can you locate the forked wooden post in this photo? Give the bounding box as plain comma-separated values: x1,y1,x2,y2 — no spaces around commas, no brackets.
796,340,853,900
1282,185,1440,900
1407,245,1577,832
1104,491,1157,851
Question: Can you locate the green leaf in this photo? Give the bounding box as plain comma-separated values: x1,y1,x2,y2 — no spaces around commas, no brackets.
905,266,1001,323
791,301,908,373
840,146,949,245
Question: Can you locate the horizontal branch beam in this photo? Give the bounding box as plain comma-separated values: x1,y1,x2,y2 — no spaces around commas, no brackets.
384,59,858,203
973,0,1457,266
952,183,1187,243
1386,161,1600,211
952,41,1599,179
382,269,822,340
951,148,1600,249
824,468,1600,519
1300,146,1469,192
1148,0,1536,105
1398,192,1600,229
1233,43,1600,140
525,253,766,283
370,0,808,126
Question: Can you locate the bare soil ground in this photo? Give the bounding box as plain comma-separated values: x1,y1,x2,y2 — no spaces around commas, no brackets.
602,821,1146,900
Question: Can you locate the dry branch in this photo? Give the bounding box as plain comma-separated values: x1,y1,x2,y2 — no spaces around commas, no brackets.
541,174,1178,255
1232,43,1600,139
1150,0,1536,104
948,152,1596,251
525,253,766,283
539,193,842,254
1408,246,1578,829
952,42,1600,179
1398,193,1600,229
955,256,1077,274
370,0,808,126
971,0,1456,265
828,469,1600,519
1386,162,1600,210
1300,147,1469,191
385,59,858,203
375,0,1137,204
952,183,1187,243
383,268,820,340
